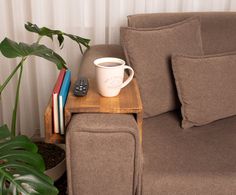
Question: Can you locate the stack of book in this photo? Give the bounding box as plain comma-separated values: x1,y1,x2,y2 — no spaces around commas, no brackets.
52,69,71,135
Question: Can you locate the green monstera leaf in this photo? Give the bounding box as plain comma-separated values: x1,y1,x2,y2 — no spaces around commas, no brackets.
25,22,90,52
0,125,11,140
0,125,58,195
0,38,67,70
0,22,90,194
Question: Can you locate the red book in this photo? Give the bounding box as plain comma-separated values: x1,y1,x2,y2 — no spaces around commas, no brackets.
52,69,66,133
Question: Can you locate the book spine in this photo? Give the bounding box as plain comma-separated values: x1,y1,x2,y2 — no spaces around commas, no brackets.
59,95,64,135
58,70,71,134
52,69,66,134
53,93,59,133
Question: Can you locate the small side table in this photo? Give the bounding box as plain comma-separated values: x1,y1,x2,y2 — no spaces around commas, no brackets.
44,78,143,144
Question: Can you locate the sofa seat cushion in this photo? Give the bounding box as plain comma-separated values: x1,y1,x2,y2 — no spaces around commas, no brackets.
142,111,236,195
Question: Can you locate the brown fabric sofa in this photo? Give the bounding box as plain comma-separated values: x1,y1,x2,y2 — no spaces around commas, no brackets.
66,12,236,195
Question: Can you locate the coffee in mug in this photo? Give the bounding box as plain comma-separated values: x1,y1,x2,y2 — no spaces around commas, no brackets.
98,62,122,67
94,57,134,97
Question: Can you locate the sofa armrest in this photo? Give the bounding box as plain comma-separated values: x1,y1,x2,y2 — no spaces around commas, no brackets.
79,44,125,78
66,113,142,195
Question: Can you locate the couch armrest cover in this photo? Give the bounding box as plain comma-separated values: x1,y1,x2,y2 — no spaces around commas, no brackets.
66,113,142,195
79,44,125,78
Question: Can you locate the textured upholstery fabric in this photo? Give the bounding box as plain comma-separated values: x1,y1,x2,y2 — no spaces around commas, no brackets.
172,53,236,128
121,17,203,118
128,12,236,55
67,12,236,195
80,44,125,78
142,111,236,195
66,113,142,195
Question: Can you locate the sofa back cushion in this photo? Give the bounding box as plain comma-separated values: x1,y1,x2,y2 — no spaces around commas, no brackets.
128,12,236,55
172,52,236,129
121,17,203,118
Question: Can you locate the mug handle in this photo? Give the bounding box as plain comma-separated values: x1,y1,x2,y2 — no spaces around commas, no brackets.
121,65,134,89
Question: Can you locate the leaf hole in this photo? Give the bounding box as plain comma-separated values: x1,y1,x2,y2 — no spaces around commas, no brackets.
5,167,16,173
0,159,7,165
13,173,20,177
21,182,37,193
4,179,10,189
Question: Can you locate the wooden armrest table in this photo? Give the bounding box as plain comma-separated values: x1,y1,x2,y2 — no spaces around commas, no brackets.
44,78,143,144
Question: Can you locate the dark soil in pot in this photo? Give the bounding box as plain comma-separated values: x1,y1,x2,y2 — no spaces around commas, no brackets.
35,142,65,169
35,142,67,194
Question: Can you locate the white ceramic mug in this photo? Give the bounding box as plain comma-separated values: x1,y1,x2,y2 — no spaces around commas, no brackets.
94,57,134,97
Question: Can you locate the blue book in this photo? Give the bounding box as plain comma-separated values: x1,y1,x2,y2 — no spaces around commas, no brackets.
58,70,71,134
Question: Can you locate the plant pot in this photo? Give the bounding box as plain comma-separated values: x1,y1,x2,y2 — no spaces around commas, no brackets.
35,141,66,181
44,144,66,181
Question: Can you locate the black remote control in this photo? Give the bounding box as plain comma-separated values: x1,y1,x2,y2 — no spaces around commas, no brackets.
73,77,89,97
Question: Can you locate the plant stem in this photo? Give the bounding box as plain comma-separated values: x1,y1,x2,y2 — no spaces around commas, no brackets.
36,36,42,44
11,58,26,138
0,62,23,95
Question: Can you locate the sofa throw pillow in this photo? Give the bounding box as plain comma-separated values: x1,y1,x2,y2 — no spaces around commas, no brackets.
172,53,236,129
120,17,203,118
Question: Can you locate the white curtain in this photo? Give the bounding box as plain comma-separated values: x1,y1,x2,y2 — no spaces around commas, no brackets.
0,0,236,137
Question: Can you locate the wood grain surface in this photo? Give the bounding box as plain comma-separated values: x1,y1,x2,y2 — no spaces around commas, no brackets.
44,78,143,143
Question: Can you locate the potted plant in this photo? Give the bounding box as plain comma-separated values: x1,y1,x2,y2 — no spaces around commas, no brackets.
0,22,90,194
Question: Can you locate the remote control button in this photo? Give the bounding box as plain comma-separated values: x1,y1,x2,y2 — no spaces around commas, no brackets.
73,77,89,97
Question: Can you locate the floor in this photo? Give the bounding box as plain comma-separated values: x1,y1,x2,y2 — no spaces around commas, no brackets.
55,172,68,195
